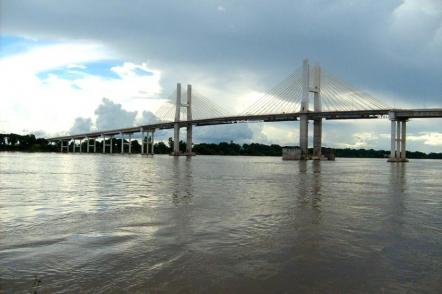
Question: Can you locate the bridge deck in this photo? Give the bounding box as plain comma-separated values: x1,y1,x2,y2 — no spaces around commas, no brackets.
48,109,442,141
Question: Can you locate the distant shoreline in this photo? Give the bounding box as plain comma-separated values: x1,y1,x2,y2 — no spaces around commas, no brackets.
1,133,442,159
2,150,442,160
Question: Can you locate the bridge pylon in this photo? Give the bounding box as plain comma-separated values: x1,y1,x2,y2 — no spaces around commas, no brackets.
299,59,310,159
312,63,322,160
299,58,323,160
173,83,194,156
173,83,181,155
186,84,193,155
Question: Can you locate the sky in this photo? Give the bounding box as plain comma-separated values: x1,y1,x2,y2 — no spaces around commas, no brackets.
0,0,441,151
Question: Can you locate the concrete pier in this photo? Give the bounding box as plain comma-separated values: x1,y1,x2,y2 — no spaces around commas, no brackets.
139,128,155,156
101,135,114,154
87,137,95,153
186,85,193,156
312,64,322,159
60,140,69,152
102,135,106,153
151,130,155,155
388,112,408,162
299,59,310,160
140,128,144,154
121,133,124,154
173,83,181,155
186,84,193,155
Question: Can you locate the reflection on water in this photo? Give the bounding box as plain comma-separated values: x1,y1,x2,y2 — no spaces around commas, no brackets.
1,153,442,293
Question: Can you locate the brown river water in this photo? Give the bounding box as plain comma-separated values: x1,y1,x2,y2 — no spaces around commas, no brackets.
1,153,442,293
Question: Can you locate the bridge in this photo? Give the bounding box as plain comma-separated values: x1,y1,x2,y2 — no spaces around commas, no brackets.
49,59,442,162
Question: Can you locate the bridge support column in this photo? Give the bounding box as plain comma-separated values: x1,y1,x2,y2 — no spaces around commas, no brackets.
140,128,144,154
186,125,192,155
186,84,193,155
110,137,113,154
299,59,310,160
128,134,132,154
299,116,309,159
60,140,69,152
151,130,155,155
313,119,322,159
388,112,408,162
102,135,106,153
396,122,401,158
401,120,407,160
147,131,152,156
312,63,322,160
173,83,181,156
72,138,75,153
120,133,124,154
390,120,396,158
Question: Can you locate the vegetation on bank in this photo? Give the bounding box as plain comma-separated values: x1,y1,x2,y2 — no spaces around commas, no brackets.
2,133,442,159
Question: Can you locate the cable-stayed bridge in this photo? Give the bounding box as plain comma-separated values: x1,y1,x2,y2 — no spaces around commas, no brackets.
49,59,442,162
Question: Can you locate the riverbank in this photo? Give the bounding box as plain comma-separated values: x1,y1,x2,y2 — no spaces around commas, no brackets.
2,133,442,159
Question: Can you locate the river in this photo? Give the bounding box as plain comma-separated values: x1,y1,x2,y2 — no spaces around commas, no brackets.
1,153,442,293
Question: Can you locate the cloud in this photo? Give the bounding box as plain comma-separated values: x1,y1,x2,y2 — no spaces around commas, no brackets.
138,110,160,125
193,124,255,143
94,98,137,130
69,117,92,134
2,0,441,106
0,39,163,135
337,132,386,149
408,132,442,146
1,1,442,152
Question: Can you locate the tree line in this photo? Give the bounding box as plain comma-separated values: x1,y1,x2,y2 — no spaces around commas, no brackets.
1,133,442,159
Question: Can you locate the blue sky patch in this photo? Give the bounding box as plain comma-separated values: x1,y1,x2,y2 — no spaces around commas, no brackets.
36,60,123,80
0,35,57,57
81,60,123,79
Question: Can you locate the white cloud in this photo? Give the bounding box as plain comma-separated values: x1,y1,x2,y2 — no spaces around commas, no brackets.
0,42,110,73
67,63,87,69
0,42,163,136
335,131,389,149
408,132,442,146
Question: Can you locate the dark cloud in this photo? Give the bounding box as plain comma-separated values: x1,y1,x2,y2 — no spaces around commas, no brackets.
95,98,137,130
2,0,441,106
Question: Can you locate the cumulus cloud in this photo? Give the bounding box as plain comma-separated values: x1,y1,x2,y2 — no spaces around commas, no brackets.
408,132,442,146
94,98,137,130
0,40,163,135
337,132,388,149
138,110,160,125
69,117,92,134
68,99,160,135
